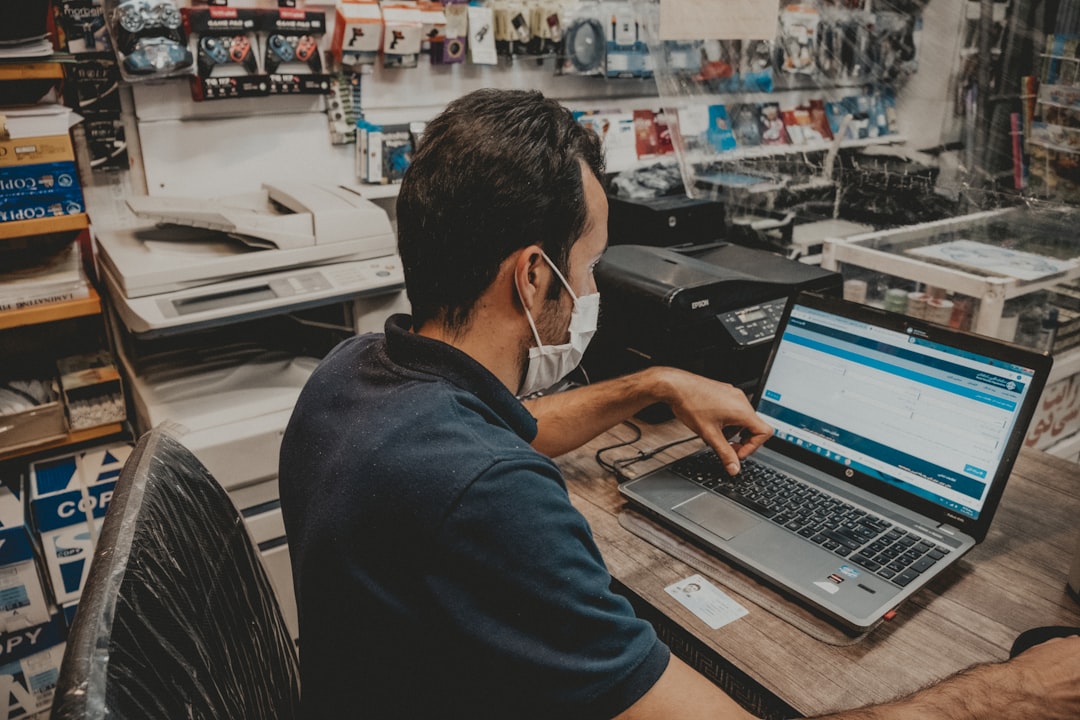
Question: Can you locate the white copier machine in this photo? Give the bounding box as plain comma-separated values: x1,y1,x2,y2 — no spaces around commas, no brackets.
95,184,409,641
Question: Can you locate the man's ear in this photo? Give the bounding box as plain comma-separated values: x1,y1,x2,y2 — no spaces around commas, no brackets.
513,245,546,312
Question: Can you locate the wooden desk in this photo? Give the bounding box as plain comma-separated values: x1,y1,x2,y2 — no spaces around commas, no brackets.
557,420,1080,719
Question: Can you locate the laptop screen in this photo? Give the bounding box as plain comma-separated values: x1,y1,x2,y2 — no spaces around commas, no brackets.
756,300,1041,522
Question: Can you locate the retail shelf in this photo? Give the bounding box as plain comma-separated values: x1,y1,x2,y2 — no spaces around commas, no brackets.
0,421,125,464
0,214,88,241
0,61,64,82
349,135,904,202
1027,137,1080,156
0,286,102,331
683,134,908,165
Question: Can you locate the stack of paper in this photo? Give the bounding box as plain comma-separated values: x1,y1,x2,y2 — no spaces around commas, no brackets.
0,105,79,140
0,243,89,312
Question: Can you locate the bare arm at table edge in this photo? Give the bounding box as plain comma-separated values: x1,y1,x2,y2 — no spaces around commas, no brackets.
614,636,1080,720
525,366,773,474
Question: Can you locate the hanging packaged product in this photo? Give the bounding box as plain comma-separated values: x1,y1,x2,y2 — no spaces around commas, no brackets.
871,11,921,83
356,120,425,184
739,38,774,92
779,4,820,77
260,8,331,95
53,0,111,54
527,0,562,57
381,2,424,68
817,6,873,82
332,0,383,68
437,0,468,65
467,3,498,65
418,1,449,63
690,39,740,93
104,0,193,81
557,0,604,76
185,6,266,100
185,6,330,100
603,0,651,79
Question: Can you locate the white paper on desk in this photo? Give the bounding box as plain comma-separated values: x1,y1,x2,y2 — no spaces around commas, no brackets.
665,574,748,630
906,239,1078,281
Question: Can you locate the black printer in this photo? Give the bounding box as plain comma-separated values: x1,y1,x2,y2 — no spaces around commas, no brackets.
582,243,842,393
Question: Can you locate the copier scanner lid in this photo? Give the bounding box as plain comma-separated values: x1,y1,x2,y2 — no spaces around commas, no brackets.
125,183,387,250
97,183,397,298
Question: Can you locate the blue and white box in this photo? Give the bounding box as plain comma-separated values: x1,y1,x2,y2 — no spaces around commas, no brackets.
0,486,49,633
0,613,66,720
28,442,133,605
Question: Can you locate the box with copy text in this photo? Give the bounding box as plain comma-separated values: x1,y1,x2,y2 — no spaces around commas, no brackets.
0,485,49,633
28,442,133,605
0,613,66,720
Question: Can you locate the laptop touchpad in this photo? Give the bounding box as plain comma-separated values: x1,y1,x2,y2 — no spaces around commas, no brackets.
673,493,761,540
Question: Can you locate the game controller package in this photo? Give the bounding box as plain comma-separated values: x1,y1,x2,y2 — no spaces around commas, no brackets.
104,0,193,81
259,8,331,94
185,6,264,100
184,7,330,101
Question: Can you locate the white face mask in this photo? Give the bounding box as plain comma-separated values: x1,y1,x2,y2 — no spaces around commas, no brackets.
518,251,600,397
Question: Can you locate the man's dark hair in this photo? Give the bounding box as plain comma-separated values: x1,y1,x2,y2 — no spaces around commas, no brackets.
396,88,606,330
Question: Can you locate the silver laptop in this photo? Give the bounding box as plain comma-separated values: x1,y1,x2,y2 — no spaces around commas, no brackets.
620,291,1052,631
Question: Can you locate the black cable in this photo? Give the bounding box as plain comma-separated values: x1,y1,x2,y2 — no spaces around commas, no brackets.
594,421,699,481
594,421,642,476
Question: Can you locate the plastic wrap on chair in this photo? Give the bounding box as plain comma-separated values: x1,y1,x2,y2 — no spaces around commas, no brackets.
51,426,300,720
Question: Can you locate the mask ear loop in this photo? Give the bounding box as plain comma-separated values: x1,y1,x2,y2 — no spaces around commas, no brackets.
520,250,576,349
522,295,545,349
540,250,578,301
519,251,551,350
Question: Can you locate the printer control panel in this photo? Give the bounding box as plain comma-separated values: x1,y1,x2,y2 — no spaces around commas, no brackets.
716,297,787,347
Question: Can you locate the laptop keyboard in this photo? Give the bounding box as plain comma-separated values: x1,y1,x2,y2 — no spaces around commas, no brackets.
669,451,951,588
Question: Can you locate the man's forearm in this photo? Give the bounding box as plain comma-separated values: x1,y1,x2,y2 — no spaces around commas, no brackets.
817,658,1063,720
523,367,673,457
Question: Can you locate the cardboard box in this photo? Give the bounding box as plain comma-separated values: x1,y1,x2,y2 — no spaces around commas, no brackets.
0,485,49,634
0,614,66,720
332,0,384,66
0,135,84,224
0,380,65,456
57,352,126,432
28,442,133,605
0,135,74,169
0,190,85,224
0,161,79,197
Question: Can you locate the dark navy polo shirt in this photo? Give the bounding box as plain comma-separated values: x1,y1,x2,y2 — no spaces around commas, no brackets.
279,314,669,719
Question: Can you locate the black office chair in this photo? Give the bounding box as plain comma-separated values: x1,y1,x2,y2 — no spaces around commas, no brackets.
51,425,301,719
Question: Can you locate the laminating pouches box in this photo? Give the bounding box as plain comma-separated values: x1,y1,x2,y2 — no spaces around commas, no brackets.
28,442,133,605
0,613,65,720
0,485,49,633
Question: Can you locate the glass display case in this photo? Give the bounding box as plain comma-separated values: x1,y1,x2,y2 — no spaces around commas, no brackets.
822,204,1080,458
822,205,1080,350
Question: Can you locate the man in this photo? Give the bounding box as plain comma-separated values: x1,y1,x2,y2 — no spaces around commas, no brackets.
279,89,1080,719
